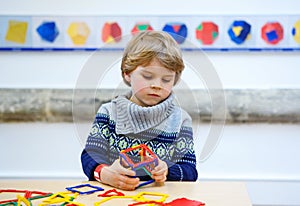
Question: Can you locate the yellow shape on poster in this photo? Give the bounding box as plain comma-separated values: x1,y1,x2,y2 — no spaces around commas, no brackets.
5,20,28,44
232,26,243,36
67,22,90,45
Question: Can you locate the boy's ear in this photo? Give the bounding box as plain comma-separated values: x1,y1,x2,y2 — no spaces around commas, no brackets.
124,72,131,83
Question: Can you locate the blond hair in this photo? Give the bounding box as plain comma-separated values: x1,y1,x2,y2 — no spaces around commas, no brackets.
121,31,184,86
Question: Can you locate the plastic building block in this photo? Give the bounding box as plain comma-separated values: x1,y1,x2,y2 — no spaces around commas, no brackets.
17,195,31,206
102,22,122,43
66,183,104,195
5,20,28,44
292,19,300,44
196,21,219,45
228,20,251,44
164,197,205,206
94,195,135,206
97,189,125,197
128,201,165,206
36,21,59,43
261,22,284,45
40,191,78,205
131,22,153,34
67,22,90,45
0,189,51,205
133,192,169,203
162,22,188,44
119,144,158,188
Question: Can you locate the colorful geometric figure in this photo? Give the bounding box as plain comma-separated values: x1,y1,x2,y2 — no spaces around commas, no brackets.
261,22,284,45
162,22,188,44
292,20,300,44
36,21,59,43
5,20,28,44
102,22,122,43
119,144,159,188
196,21,219,45
228,20,251,44
67,22,90,45
131,22,153,34
65,183,104,195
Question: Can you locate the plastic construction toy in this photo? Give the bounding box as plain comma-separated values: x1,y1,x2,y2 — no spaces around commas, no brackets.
102,22,122,43
119,144,159,188
0,189,52,205
228,20,251,45
36,21,59,43
39,191,79,205
261,22,284,45
67,22,90,45
131,22,153,35
162,22,188,44
196,21,219,45
5,20,28,44
97,189,125,197
94,191,169,206
66,183,104,195
292,19,300,44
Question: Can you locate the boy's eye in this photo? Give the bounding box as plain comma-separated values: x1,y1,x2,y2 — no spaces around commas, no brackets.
162,78,172,83
143,75,152,80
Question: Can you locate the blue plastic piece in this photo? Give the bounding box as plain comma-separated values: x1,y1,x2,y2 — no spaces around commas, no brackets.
162,23,188,44
228,20,251,44
36,21,59,43
66,183,104,195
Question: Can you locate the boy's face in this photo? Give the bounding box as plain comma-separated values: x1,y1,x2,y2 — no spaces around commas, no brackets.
124,58,176,107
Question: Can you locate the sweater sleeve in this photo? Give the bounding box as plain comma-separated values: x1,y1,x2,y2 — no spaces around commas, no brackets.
165,117,198,181
81,110,111,180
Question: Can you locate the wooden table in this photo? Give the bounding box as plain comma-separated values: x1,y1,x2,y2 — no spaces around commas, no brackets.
0,180,252,205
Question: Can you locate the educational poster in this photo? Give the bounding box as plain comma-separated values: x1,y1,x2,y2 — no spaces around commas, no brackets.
0,15,299,51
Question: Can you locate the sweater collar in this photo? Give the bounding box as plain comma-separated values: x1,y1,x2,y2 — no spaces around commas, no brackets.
112,92,175,134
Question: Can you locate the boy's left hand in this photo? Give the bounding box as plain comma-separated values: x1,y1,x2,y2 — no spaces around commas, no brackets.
151,159,168,183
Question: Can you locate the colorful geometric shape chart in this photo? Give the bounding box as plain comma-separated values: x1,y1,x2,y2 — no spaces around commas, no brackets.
162,22,188,44
102,22,122,43
5,20,28,44
36,21,59,43
228,20,251,45
196,21,219,45
67,22,90,45
261,22,284,45
292,20,300,44
131,22,153,35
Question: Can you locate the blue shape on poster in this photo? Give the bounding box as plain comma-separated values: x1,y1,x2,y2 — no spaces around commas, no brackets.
36,21,59,43
162,23,187,44
228,20,251,45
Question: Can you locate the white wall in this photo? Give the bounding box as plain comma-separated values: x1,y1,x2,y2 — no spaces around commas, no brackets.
1,0,300,205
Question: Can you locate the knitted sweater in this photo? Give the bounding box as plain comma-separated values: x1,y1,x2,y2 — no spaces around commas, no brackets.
81,92,198,181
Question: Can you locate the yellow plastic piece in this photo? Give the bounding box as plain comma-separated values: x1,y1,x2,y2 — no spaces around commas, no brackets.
17,195,32,206
133,191,169,203
39,191,79,205
94,191,169,206
94,195,135,206
67,22,90,45
5,20,28,44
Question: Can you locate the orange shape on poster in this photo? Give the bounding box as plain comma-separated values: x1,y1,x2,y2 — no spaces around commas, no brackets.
102,22,122,43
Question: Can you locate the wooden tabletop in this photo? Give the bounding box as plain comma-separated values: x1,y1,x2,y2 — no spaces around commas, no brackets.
0,180,252,205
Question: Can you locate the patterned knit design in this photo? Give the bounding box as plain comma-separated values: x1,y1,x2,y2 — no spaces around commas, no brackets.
81,93,198,181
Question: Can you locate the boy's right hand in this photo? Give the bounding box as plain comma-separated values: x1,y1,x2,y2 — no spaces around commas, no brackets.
100,159,140,190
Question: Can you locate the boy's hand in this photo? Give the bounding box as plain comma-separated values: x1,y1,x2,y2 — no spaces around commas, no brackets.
151,159,168,183
100,159,140,190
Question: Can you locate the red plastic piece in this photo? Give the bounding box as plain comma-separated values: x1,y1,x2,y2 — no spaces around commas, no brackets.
0,189,51,204
165,198,205,206
97,189,125,197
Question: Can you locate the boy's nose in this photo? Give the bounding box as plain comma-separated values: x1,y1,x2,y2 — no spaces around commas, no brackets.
150,84,162,90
